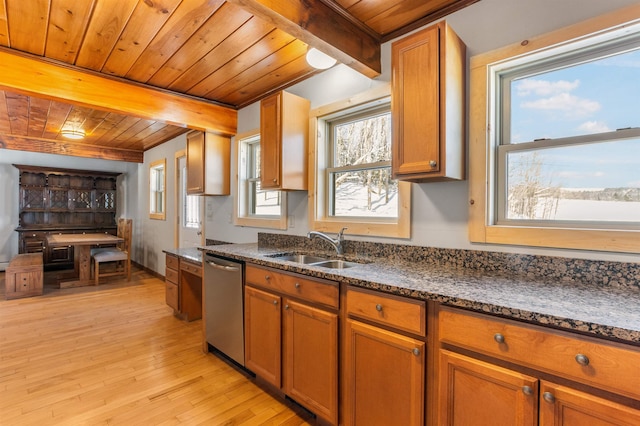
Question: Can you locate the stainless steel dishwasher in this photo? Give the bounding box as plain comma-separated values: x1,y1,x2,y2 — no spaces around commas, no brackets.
203,253,245,367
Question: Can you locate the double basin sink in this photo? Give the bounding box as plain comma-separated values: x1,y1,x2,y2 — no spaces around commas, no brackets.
267,253,362,269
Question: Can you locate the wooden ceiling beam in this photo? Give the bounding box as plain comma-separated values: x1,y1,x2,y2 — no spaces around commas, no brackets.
0,47,237,136
228,0,381,78
0,134,144,163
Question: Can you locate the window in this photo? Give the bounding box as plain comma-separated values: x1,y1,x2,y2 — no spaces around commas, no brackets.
469,8,640,252
234,131,287,229
149,158,166,220
182,163,200,228
310,86,411,238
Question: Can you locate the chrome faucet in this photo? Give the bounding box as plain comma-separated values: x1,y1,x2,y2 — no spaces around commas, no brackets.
307,227,347,255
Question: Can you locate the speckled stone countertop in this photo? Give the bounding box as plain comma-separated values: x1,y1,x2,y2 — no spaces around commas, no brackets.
200,241,640,346
163,240,230,265
163,247,202,264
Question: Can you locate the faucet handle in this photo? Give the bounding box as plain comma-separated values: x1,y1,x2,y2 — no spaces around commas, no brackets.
337,227,348,240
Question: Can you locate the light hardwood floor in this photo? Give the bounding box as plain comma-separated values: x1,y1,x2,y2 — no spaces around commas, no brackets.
0,268,314,425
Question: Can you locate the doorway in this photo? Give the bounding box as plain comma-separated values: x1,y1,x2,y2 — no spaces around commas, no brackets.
176,154,204,248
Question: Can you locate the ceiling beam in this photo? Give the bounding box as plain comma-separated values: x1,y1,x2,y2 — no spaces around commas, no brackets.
0,135,144,163
0,47,237,136
228,0,381,78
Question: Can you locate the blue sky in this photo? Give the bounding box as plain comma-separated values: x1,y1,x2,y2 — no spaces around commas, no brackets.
509,48,640,189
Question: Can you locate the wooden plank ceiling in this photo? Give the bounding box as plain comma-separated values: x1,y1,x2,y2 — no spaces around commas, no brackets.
0,0,478,162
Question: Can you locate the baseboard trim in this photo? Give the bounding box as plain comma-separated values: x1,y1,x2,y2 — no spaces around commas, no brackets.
133,261,164,280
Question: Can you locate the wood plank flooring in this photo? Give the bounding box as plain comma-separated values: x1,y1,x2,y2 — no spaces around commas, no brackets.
0,268,314,425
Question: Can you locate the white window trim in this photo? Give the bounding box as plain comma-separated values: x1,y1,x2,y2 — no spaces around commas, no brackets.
469,4,640,253
234,130,288,230
309,85,411,238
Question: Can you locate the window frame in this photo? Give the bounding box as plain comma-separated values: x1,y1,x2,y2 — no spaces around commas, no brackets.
234,130,287,230
149,158,166,220
309,85,411,238
469,5,640,253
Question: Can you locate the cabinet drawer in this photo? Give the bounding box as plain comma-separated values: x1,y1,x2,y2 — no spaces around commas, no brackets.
438,307,640,400
347,287,426,336
166,254,179,270
165,281,179,311
165,267,178,284
180,260,202,277
246,265,339,309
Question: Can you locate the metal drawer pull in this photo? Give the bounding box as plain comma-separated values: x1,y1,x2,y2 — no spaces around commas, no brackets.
284,304,289,310
543,392,555,403
494,333,505,344
575,354,590,366
273,300,278,305
412,348,420,356
265,275,270,281
522,386,533,396
375,304,383,312
295,282,300,289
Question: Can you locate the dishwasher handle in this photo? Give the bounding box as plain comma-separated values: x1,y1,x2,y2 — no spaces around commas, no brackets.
206,259,241,272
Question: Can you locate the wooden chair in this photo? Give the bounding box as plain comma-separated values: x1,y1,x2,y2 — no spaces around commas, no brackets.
91,218,132,285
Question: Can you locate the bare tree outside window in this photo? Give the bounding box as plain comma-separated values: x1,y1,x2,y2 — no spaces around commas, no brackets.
329,108,398,218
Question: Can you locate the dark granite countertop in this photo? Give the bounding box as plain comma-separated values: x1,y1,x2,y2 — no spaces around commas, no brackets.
200,242,640,345
163,247,202,264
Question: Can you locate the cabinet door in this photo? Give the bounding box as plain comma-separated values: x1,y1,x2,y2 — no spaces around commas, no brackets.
392,24,440,177
438,350,538,426
539,382,640,426
283,299,338,425
260,92,282,189
244,285,282,387
344,319,425,426
186,130,205,194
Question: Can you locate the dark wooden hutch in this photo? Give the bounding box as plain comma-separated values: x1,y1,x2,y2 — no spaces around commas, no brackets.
14,164,121,270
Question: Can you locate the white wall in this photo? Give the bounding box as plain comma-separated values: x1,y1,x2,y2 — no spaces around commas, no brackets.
0,150,138,269
205,0,640,263
139,133,187,274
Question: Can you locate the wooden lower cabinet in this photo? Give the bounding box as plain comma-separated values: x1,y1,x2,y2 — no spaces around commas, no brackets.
244,265,339,425
284,298,338,424
244,285,282,387
539,382,640,426
344,319,425,426
438,350,538,426
437,306,640,426
164,254,202,321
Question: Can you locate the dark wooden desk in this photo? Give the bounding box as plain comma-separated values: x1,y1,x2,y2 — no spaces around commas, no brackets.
46,233,123,288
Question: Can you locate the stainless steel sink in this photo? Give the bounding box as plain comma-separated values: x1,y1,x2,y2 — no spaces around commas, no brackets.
312,260,359,269
267,253,363,269
270,254,330,264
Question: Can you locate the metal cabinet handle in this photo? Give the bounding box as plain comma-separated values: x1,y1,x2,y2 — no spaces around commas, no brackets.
494,333,505,344
294,282,300,289
429,160,437,168
265,275,270,281
522,386,533,396
284,304,289,310
543,392,555,403
375,304,383,312
273,300,278,305
272,178,277,183
575,354,590,366
412,348,420,356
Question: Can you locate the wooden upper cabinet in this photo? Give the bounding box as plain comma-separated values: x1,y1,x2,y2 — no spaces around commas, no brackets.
186,130,230,195
260,91,310,191
391,21,466,182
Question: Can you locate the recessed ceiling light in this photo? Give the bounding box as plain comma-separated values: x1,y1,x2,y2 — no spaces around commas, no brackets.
306,47,337,70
